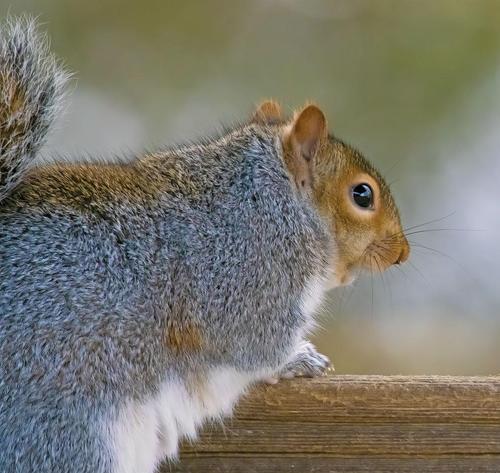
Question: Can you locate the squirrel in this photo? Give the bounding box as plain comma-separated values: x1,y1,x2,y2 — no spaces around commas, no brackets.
0,17,409,473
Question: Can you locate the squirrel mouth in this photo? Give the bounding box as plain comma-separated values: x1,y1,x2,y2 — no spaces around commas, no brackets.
362,238,409,272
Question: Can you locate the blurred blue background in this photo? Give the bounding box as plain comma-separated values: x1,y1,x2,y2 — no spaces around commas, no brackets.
2,0,499,374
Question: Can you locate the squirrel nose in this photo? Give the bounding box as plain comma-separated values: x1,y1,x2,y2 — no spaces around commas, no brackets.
394,237,410,265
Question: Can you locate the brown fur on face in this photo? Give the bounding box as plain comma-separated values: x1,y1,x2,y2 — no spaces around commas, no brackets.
313,138,409,285
274,102,409,286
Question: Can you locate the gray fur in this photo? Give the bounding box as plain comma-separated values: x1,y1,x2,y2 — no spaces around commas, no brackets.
0,18,331,473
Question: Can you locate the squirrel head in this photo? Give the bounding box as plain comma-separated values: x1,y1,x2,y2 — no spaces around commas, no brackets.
254,100,410,287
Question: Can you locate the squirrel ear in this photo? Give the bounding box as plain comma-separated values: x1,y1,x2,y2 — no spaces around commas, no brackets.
282,104,327,193
252,100,282,124
287,104,327,161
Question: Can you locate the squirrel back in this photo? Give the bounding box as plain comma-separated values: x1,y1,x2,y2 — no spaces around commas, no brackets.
0,17,68,203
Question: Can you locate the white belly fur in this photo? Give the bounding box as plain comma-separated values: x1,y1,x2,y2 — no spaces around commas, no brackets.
107,367,258,473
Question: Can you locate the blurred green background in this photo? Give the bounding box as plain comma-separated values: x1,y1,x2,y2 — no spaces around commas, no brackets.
2,0,499,375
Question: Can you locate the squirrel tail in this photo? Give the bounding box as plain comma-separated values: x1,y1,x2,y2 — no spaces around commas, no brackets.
0,17,69,203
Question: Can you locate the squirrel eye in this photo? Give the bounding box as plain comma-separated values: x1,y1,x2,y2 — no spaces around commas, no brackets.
351,183,373,209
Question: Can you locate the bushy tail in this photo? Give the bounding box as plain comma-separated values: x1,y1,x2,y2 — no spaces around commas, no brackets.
0,17,69,203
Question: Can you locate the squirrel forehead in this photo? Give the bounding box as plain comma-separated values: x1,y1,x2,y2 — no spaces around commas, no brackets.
320,138,377,179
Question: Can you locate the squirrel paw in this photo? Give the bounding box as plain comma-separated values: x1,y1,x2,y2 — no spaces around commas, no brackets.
265,342,333,384
281,341,333,378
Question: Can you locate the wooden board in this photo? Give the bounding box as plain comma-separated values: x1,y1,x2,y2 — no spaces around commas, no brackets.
162,375,500,472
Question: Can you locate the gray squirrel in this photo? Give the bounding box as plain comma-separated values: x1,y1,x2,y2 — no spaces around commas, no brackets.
0,18,410,473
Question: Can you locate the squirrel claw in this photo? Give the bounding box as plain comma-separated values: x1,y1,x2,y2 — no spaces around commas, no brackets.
263,376,279,385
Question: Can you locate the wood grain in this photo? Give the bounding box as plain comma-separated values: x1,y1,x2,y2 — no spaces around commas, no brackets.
162,375,500,473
